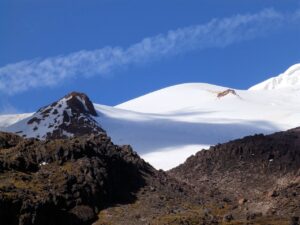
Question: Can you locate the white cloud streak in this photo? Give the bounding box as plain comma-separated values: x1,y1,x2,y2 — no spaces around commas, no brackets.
0,8,298,94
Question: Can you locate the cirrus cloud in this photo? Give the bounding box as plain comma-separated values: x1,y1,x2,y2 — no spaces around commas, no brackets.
0,8,298,95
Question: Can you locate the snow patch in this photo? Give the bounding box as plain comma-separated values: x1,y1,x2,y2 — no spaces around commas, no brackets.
142,145,210,171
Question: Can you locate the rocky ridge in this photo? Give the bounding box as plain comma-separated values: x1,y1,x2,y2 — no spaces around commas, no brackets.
0,131,201,225
169,127,300,223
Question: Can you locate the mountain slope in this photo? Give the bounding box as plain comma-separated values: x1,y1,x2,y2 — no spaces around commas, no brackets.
0,113,33,130
169,127,300,222
96,127,300,225
108,80,300,168
0,131,202,225
94,97,283,170
1,129,299,224
2,64,300,170
116,83,232,113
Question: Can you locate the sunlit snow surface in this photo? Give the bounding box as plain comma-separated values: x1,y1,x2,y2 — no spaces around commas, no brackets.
0,113,33,129
95,82,300,169
1,64,300,170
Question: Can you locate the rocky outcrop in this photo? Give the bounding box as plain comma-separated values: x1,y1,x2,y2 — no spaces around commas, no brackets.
169,127,300,221
0,132,200,225
217,89,238,98
0,132,153,225
63,92,98,117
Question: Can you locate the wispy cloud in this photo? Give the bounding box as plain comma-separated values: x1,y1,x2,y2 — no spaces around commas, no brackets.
0,8,298,94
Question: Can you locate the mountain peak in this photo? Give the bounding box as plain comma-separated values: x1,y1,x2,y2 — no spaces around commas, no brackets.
63,91,98,116
7,92,104,140
249,63,300,91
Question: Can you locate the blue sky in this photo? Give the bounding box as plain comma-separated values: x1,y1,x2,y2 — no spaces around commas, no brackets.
1,0,300,113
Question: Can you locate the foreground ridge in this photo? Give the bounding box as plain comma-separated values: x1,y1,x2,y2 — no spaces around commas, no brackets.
169,127,300,223
1,127,300,224
0,132,197,225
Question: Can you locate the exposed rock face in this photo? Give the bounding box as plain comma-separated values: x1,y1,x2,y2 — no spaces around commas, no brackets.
169,127,300,220
0,132,152,225
63,92,98,117
9,92,104,140
0,132,22,148
217,89,238,98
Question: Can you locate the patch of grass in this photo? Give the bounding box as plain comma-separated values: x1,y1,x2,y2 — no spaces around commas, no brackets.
0,171,43,194
60,162,73,173
151,206,207,225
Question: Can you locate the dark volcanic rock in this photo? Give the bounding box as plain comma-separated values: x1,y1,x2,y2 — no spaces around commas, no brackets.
0,131,207,225
0,132,22,149
0,131,153,225
169,127,300,219
64,92,98,117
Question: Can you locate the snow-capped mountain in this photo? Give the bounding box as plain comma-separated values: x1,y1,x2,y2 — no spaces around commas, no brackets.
6,92,104,139
249,63,300,90
1,64,300,170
